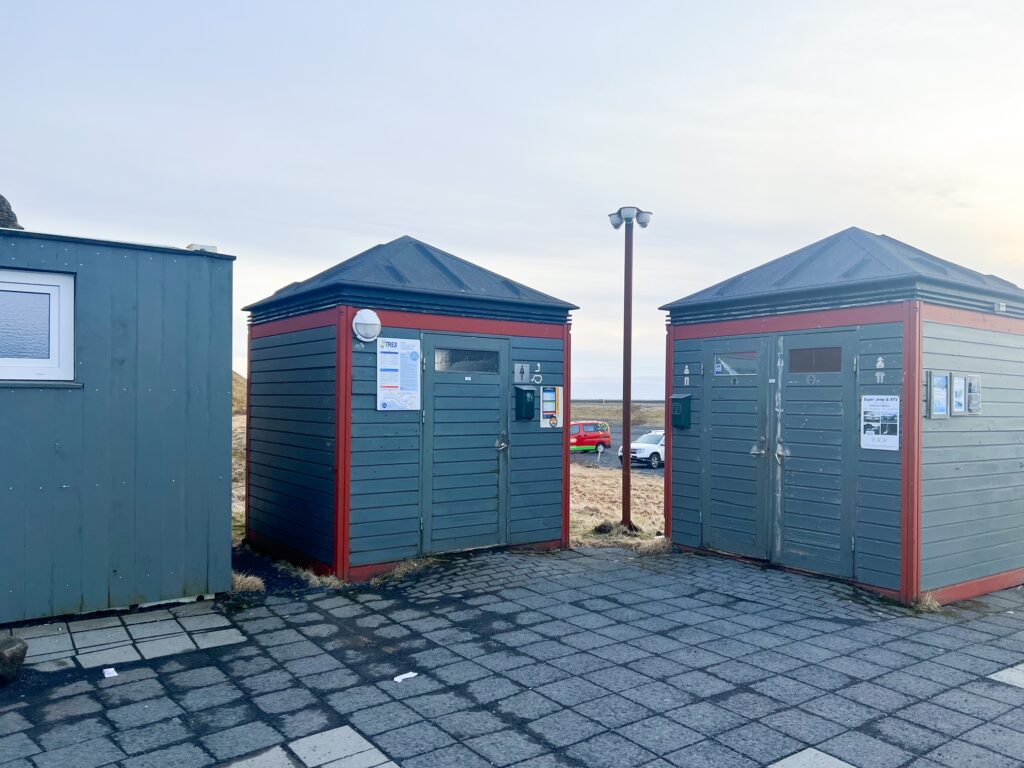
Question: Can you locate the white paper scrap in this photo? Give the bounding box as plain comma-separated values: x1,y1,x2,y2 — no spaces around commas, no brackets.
102,668,118,678
393,672,418,683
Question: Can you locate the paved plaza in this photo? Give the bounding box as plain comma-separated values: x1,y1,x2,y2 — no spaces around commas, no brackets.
5,547,1024,767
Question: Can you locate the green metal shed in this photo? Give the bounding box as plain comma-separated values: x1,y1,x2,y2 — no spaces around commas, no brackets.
0,229,234,624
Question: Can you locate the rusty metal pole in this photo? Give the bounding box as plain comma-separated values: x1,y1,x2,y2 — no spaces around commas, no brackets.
622,219,634,530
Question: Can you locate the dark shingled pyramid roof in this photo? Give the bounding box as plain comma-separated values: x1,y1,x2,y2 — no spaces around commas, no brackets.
662,227,1024,321
246,236,577,323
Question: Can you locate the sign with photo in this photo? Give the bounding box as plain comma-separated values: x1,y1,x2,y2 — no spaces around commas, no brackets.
951,374,967,415
928,371,949,419
861,395,900,451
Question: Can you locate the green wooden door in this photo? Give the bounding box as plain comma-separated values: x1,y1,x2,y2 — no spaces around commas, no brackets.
421,334,510,554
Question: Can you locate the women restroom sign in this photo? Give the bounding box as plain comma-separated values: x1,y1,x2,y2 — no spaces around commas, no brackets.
377,337,421,410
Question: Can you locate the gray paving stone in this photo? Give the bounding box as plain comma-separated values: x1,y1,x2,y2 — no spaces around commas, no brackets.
121,742,214,768
717,691,786,719
126,620,184,640
289,725,375,765
220,745,300,767
960,722,1024,759
504,662,571,687
837,681,915,713
326,685,392,715
349,701,422,736
136,634,196,659
31,736,125,768
752,676,822,705
114,717,192,755
668,670,735,697
718,722,802,762
180,681,245,711
36,716,112,750
818,730,913,768
0,732,40,763
167,666,227,690
867,716,948,753
527,708,603,747
496,690,562,720
464,675,523,704
664,739,757,768
931,689,1012,719
107,697,185,729
402,744,491,768
0,712,31,737
535,677,610,707
897,701,983,736
617,715,702,754
251,687,317,715
761,709,845,744
201,721,283,761
39,694,102,723
99,678,166,707
926,739,1020,768
374,721,454,760
573,694,652,728
565,731,657,768
800,694,881,728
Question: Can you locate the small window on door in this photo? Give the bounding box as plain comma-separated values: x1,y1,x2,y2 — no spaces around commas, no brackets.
714,352,759,376
434,348,499,374
789,346,842,373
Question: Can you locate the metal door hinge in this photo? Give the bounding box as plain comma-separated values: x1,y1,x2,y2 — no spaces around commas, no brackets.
851,535,855,552
854,356,858,374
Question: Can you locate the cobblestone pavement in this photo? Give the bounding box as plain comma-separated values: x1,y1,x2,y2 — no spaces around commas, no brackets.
5,547,1024,767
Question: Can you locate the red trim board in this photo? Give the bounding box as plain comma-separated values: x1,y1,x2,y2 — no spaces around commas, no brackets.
250,308,338,339
671,304,907,342
244,324,253,546
375,309,565,339
561,323,572,548
335,306,354,580
663,327,673,540
931,567,1024,605
900,300,923,604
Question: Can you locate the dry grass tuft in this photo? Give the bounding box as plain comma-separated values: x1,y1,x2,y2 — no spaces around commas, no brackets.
915,592,942,613
231,571,266,593
273,560,347,590
631,536,672,557
372,557,439,585
232,372,248,414
570,465,664,548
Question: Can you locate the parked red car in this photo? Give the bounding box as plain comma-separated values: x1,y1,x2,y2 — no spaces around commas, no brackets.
569,420,612,452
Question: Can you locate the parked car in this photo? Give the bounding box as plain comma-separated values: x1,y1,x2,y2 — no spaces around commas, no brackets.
569,420,612,452
618,430,666,468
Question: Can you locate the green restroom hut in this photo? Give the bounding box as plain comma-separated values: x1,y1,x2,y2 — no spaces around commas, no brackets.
663,227,1024,605
243,236,576,581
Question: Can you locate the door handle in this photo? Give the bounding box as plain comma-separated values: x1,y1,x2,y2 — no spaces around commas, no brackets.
495,441,509,451
749,437,767,457
775,442,789,464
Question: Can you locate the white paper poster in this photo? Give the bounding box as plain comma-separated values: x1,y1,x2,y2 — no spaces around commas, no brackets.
861,395,900,451
377,337,421,411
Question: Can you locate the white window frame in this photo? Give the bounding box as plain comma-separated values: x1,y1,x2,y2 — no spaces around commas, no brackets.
0,269,75,381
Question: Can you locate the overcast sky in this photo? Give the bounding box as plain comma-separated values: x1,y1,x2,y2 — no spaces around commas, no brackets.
4,2,1023,398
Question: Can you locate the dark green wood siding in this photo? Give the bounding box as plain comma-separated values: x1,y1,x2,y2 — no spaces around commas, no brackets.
248,325,337,567
509,336,564,545
347,329,565,566
853,323,903,591
349,327,422,566
921,322,1024,591
0,233,232,623
670,322,904,591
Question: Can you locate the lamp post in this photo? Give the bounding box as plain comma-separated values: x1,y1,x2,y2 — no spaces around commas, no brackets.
608,206,652,530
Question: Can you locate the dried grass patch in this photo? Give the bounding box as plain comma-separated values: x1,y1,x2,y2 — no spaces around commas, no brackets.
570,464,664,548
571,401,664,428
915,592,942,613
231,571,265,593
273,560,347,590
372,557,439,584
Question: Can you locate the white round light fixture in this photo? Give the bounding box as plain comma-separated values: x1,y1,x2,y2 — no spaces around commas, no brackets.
352,308,382,342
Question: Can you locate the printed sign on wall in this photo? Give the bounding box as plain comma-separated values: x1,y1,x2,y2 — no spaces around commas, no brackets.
861,395,900,451
377,337,421,411
540,385,563,428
